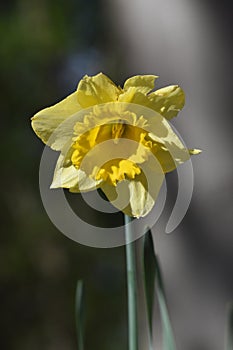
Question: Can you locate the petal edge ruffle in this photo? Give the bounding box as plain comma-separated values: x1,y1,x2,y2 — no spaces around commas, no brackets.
123,75,158,94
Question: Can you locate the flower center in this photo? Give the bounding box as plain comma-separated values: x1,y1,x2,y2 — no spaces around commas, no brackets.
71,120,159,186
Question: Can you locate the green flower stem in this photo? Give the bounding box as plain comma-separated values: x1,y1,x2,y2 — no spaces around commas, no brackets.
124,215,138,350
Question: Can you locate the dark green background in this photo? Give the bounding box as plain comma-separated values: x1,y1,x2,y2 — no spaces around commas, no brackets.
0,1,127,349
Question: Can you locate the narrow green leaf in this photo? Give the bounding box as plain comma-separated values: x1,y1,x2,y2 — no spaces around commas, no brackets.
155,259,176,350
143,229,176,350
225,303,233,350
75,280,85,350
143,228,156,337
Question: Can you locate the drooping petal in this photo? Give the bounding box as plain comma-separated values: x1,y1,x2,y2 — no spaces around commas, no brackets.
69,170,102,192
51,164,80,189
100,181,132,216
76,73,121,108
51,150,79,188
128,157,165,217
101,159,164,217
148,85,185,120
51,151,102,191
127,177,160,218
31,92,82,150
123,75,158,94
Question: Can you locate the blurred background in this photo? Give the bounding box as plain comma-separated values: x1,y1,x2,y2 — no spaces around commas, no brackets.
0,0,232,349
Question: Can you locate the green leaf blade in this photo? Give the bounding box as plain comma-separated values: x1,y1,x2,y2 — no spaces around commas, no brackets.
75,280,85,350
143,228,176,350
143,228,156,336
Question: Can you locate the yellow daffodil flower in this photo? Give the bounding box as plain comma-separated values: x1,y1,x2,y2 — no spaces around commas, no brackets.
31,73,201,217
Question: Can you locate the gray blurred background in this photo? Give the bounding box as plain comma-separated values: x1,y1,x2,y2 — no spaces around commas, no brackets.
0,0,232,349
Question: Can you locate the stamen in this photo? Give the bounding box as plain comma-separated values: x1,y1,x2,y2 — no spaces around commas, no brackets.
112,121,125,143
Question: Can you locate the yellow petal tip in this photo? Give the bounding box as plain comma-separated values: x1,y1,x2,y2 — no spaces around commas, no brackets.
189,148,202,155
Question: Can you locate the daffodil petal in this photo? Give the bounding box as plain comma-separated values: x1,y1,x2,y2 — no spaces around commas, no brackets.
118,87,151,107
128,158,165,217
144,111,190,167
69,170,102,192
51,151,79,188
123,75,158,94
127,178,157,218
101,160,164,217
100,181,132,216
101,177,162,218
148,85,185,120
119,84,185,121
51,151,102,191
51,164,79,189
31,92,82,150
76,73,121,108
153,147,178,173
